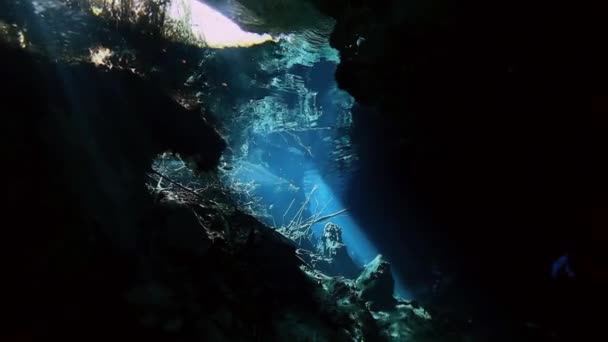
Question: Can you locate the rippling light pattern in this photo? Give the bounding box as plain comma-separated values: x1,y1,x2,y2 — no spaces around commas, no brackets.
169,0,276,48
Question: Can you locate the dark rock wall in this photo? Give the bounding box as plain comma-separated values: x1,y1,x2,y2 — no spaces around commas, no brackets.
3,43,223,340
311,0,608,338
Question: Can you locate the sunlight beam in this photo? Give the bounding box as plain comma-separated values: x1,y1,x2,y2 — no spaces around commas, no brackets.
169,0,276,48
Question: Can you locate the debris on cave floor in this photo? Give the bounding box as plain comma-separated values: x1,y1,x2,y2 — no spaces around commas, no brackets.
145,169,467,341
146,161,470,340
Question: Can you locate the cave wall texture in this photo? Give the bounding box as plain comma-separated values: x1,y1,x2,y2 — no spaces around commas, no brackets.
3,0,608,340
3,41,224,339
309,0,608,338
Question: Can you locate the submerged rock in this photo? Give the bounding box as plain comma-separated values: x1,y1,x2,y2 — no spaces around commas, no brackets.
372,302,434,341
313,222,361,279
356,255,397,311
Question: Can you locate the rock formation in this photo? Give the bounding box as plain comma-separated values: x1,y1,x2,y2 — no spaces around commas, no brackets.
356,255,397,311
312,222,361,279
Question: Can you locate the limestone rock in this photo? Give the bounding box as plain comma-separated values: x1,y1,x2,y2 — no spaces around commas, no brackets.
313,222,361,279
355,255,397,311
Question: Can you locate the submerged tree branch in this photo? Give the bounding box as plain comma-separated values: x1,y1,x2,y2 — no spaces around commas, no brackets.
148,169,206,201
307,208,348,226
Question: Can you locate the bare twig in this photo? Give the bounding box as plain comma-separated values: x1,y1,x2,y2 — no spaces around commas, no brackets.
305,208,347,227
282,198,296,225
284,130,313,158
147,170,207,201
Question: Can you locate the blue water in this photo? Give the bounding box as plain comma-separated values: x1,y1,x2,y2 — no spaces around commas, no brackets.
232,153,412,298
302,168,377,261
302,167,412,299
226,58,413,299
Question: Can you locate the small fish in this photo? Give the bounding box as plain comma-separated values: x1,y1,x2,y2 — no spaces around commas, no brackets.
551,254,575,279
356,36,366,47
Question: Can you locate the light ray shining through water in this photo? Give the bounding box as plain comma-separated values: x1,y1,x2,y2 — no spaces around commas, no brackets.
303,168,412,299
303,168,378,262
169,0,276,48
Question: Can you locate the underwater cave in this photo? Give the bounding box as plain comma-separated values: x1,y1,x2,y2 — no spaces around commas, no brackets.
3,0,607,341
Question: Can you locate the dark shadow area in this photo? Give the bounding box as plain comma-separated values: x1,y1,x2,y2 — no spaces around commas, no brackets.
311,0,608,339
3,41,224,339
